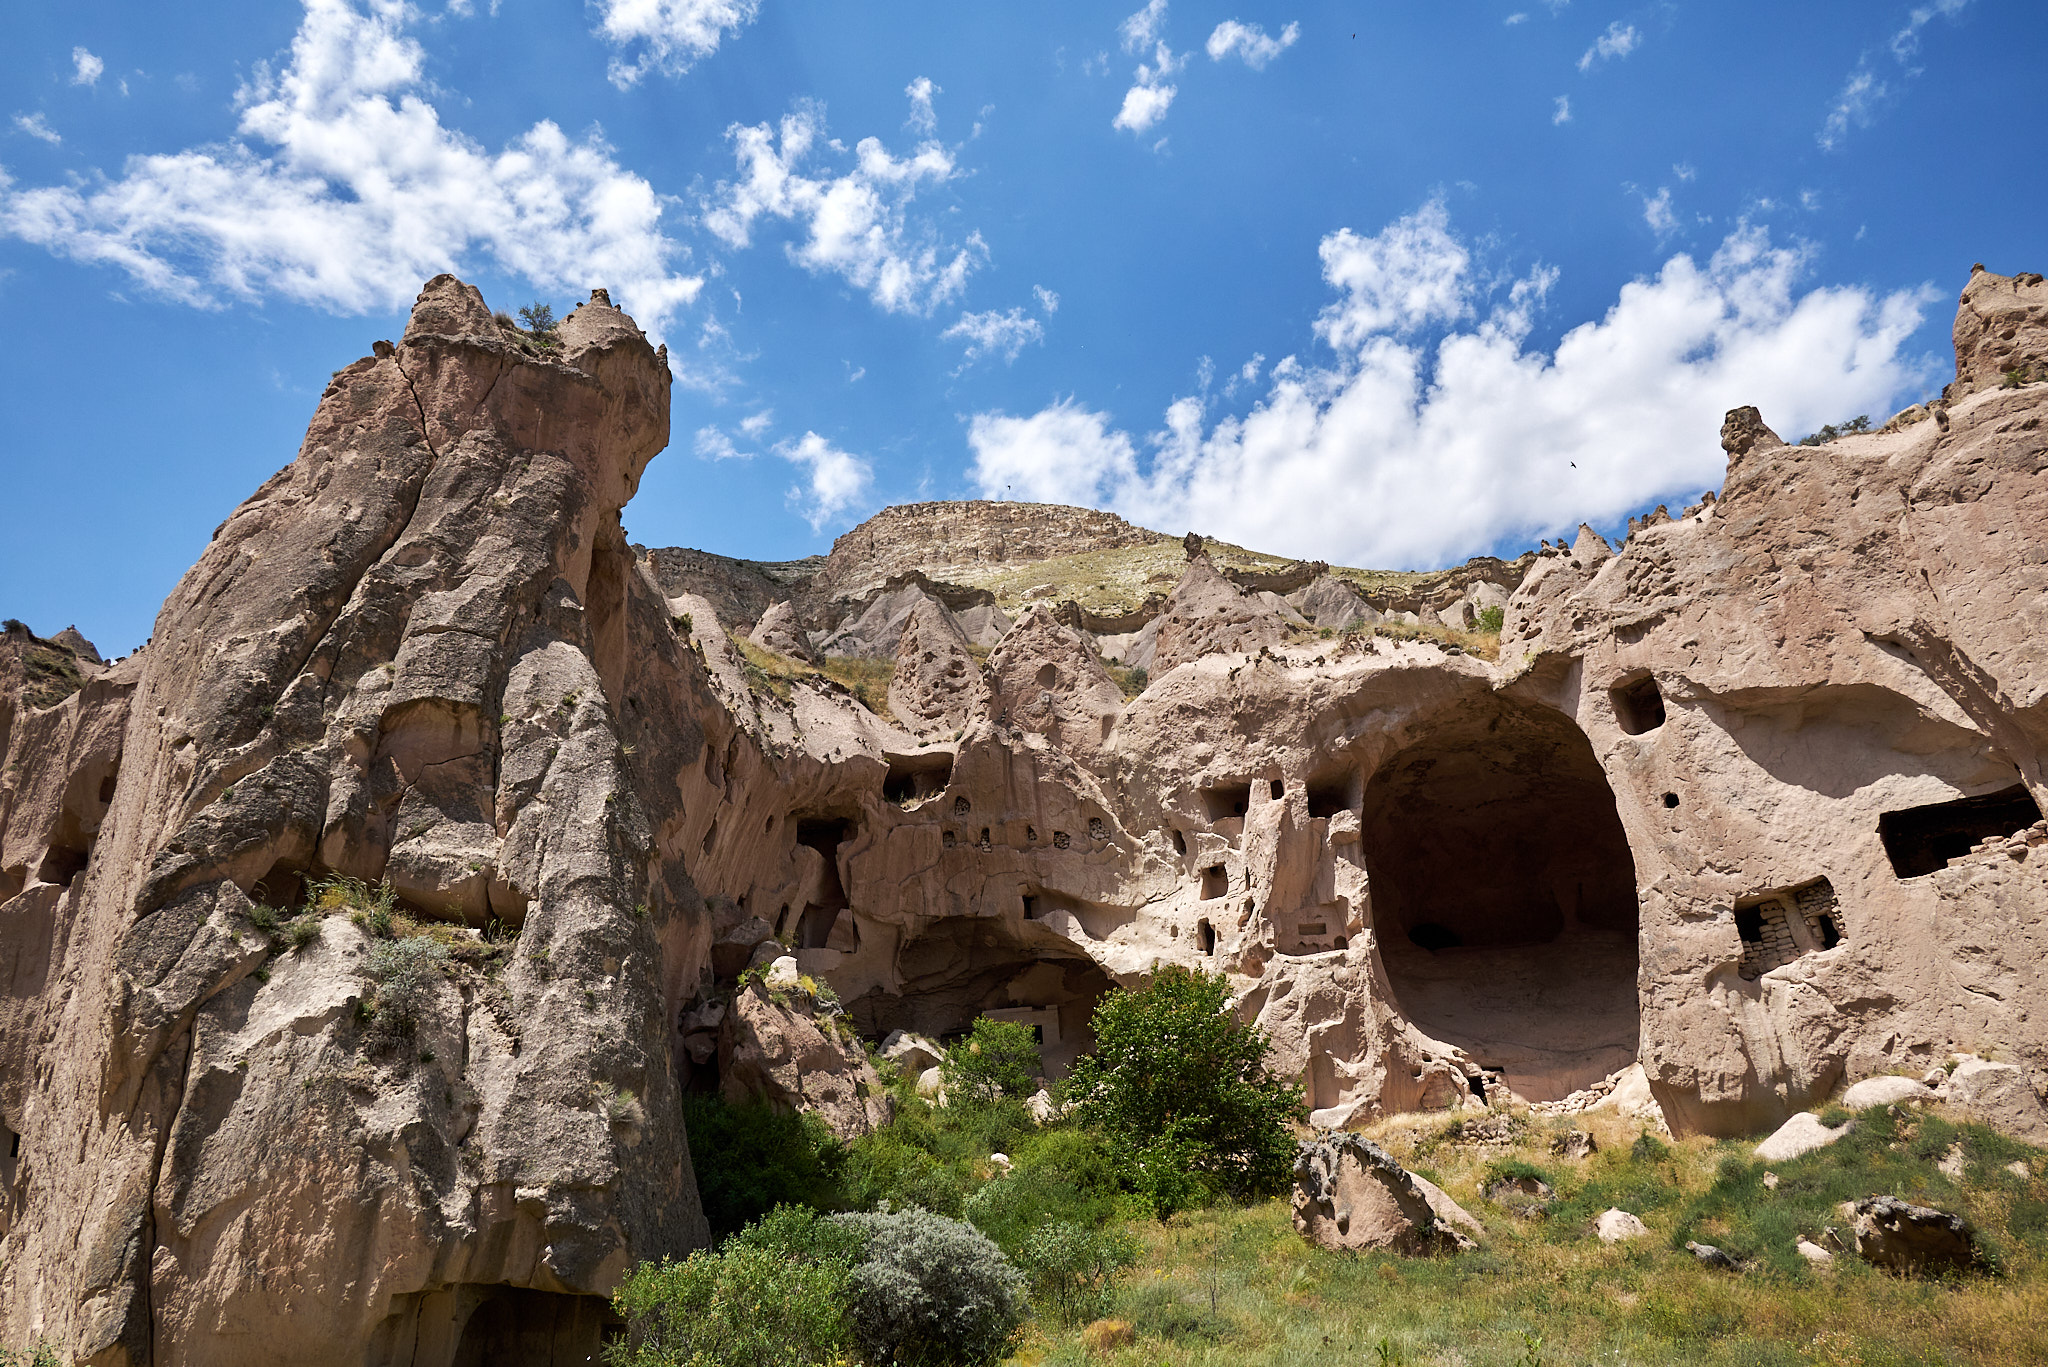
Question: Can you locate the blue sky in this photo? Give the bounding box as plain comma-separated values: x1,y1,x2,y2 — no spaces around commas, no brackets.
3,0,2044,655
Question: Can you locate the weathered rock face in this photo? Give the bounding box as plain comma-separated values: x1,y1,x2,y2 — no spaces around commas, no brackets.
1848,1195,1980,1275
1291,1133,1480,1254
7,263,2048,1365
1950,265,2048,396
0,276,718,1366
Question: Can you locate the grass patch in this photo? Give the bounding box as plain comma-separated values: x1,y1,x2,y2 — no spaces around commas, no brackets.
14,641,89,709
734,638,895,720
1015,1106,2048,1366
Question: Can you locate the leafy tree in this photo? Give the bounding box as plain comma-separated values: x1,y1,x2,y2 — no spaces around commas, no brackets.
1477,605,1506,634
1066,965,1305,1217
683,1095,847,1241
941,1018,1042,1106
517,301,557,337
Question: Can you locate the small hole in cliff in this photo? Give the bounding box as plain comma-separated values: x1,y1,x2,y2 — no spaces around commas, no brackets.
1306,770,1357,819
1200,865,1227,900
1198,919,1216,955
954,796,971,817
1268,779,1284,802
943,830,957,848
1662,792,1680,809
1052,831,1070,849
1610,674,1666,735
1035,663,1058,687
35,840,91,889
1022,894,1039,919
1878,783,2043,878
1200,783,1251,821
1170,828,1187,856
701,818,719,857
98,771,119,803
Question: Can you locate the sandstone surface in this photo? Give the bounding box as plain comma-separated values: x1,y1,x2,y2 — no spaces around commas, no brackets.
6,263,2048,1364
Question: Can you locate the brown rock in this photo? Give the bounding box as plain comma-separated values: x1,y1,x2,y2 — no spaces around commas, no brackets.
889,597,989,735
1292,1133,1481,1254
986,604,1123,760
719,984,891,1140
1849,1196,1979,1275
1719,404,1783,459
749,599,818,663
1949,266,2048,396
1151,553,1291,674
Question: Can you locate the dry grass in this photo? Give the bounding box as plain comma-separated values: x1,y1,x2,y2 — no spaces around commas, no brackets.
734,638,896,721
1014,1104,2048,1367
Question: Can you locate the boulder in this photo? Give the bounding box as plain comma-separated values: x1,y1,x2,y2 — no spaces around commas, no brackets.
1848,1196,1979,1276
1797,1239,1835,1265
1754,1112,1848,1163
1549,1130,1598,1161
1594,1209,1649,1243
1946,1059,2048,1145
881,1029,945,1075
719,985,891,1140
1686,1241,1741,1271
1292,1133,1481,1255
1841,1076,1936,1110
1719,404,1784,460
1484,1174,1554,1219
712,914,778,978
1290,574,1381,633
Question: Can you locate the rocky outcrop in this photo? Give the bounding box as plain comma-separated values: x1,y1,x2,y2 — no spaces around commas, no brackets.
1291,1133,1480,1254
8,261,2048,1365
889,598,988,736
1949,265,2048,396
0,276,713,1367
748,600,818,662
718,983,891,1140
1151,553,1292,674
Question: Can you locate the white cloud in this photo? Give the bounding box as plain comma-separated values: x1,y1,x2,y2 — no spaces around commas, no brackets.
1673,161,1696,181
703,92,985,317
1578,21,1639,71
967,203,1939,571
968,402,1138,505
1819,68,1883,150
593,0,760,88
1552,95,1571,124
1506,13,1529,25
1821,0,1973,150
13,113,61,145
1120,0,1169,52
1313,199,1470,349
905,77,940,135
694,424,748,460
1113,0,1184,135
1890,0,1972,61
739,409,773,437
1205,20,1299,70
1640,186,1678,238
71,48,105,87
780,431,873,531
0,0,702,337
1033,284,1060,314
1114,81,1177,134
943,307,1045,366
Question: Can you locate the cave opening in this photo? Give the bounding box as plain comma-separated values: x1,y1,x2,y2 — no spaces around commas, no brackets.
849,916,1118,1078
790,817,855,948
1878,783,2043,878
1362,692,1641,1103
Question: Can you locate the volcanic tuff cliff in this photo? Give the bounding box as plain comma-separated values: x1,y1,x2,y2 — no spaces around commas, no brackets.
3,265,2047,1365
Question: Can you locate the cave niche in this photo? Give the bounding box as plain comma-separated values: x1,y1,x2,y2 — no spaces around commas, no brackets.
1362,691,1641,1102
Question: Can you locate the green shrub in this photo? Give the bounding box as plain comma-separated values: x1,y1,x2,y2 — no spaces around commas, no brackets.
845,1130,968,1218
1117,1280,1227,1344
963,1128,1123,1255
1066,965,1305,1216
834,1208,1026,1367
943,1018,1042,1106
607,1207,856,1367
1014,1218,1140,1324
363,936,450,1029
683,1095,847,1241
282,915,322,954
1477,605,1505,634
0,1343,63,1367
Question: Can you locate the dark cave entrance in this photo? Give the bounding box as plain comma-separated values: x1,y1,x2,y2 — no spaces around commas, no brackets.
1362,692,1641,1103
849,916,1120,1079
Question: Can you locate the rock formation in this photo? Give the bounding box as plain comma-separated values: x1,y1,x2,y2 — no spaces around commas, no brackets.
4,263,2048,1362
